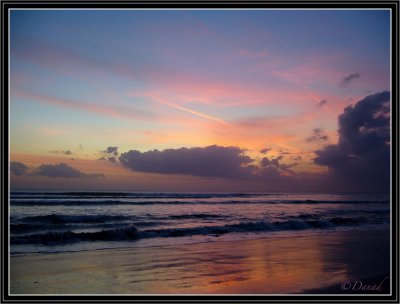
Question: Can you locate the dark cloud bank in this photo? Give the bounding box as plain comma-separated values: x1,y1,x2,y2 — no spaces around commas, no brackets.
11,162,104,179
119,145,255,179
118,145,298,186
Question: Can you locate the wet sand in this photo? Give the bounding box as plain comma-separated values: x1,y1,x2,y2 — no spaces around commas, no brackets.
10,228,390,294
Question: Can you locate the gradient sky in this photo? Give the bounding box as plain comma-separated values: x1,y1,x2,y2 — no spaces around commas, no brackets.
10,9,391,192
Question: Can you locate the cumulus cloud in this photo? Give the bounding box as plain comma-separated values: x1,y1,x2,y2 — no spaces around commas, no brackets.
119,145,256,179
118,145,302,182
340,73,360,88
11,162,104,178
10,161,29,176
314,91,390,192
306,128,329,143
99,146,119,163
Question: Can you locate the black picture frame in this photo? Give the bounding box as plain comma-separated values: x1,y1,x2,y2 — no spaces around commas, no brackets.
1,1,399,303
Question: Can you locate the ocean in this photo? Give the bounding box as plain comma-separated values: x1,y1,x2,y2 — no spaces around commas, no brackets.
9,192,390,255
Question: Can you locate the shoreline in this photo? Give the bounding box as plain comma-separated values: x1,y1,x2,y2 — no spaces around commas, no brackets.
10,228,390,294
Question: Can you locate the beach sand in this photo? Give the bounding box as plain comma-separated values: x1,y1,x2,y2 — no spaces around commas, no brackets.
10,228,390,294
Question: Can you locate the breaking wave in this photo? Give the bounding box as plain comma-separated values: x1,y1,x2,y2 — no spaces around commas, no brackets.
11,217,366,245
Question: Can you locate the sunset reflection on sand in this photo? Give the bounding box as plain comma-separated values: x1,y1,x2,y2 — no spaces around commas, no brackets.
11,229,389,294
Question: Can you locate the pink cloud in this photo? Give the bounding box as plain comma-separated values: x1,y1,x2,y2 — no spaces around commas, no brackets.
14,37,366,130
13,38,319,111
272,63,344,87
128,77,313,110
13,90,154,122
13,37,163,84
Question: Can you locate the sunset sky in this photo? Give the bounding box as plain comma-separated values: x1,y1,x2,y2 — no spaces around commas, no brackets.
10,9,391,192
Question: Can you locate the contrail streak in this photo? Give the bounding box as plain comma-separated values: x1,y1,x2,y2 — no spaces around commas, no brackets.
302,85,335,117
147,93,232,126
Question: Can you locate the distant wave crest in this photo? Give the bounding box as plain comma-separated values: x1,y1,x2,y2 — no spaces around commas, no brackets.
10,199,389,206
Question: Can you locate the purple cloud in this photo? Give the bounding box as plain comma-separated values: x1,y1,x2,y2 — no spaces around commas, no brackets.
35,163,104,178
314,91,390,192
10,161,29,176
119,145,256,179
340,73,360,88
119,145,300,182
306,128,329,143
260,147,271,154
99,146,119,162
10,162,104,179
